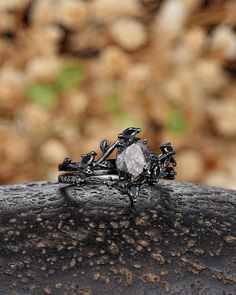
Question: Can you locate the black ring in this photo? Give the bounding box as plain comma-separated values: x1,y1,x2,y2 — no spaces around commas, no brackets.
58,127,177,204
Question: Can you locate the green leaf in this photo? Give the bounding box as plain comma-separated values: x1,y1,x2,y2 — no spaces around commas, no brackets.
138,87,149,100
26,83,58,108
167,106,187,134
117,114,143,129
106,93,124,116
56,64,85,92
106,93,143,128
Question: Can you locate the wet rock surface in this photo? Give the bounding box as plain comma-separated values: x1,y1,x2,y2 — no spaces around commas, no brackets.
0,181,235,295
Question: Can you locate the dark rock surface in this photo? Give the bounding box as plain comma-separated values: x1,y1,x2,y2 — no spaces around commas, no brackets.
0,180,235,295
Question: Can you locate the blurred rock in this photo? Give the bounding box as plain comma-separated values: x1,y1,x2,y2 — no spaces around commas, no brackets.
62,92,88,117
30,0,55,26
205,153,236,190
99,46,130,77
224,156,236,179
25,25,63,56
211,25,236,60
207,99,236,137
0,0,30,11
155,0,189,38
0,125,34,183
123,63,152,109
0,67,25,116
92,0,141,23
0,0,235,190
182,28,208,59
110,18,147,51
19,104,50,140
175,150,205,182
124,64,151,91
55,0,89,29
0,9,17,32
146,95,170,127
205,171,236,191
194,60,227,94
68,28,107,56
26,56,62,82
40,139,67,165
224,1,236,26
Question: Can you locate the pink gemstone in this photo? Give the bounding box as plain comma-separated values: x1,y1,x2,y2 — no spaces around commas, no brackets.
116,140,150,179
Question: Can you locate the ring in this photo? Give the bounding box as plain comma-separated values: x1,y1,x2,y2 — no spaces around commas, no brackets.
58,127,177,204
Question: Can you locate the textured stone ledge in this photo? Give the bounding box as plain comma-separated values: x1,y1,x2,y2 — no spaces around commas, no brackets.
0,180,235,294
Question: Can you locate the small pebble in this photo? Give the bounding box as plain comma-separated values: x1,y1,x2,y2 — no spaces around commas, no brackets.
43,287,52,294
110,18,147,51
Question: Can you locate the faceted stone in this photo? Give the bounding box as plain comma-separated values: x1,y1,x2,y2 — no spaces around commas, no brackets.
116,140,150,179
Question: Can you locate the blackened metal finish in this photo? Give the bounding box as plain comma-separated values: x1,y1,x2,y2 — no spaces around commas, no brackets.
0,181,235,294
58,127,177,203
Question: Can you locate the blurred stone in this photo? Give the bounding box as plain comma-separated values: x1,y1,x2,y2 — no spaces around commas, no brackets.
0,125,34,183
194,60,227,94
55,0,89,29
155,0,189,38
205,171,236,191
110,18,147,51
207,99,236,137
0,67,25,116
46,168,61,181
92,0,141,23
225,1,236,26
224,156,236,179
30,0,55,26
124,64,151,91
0,40,15,66
99,46,130,77
172,43,194,65
175,150,204,182
211,25,236,60
0,0,30,11
163,69,206,131
20,104,50,139
146,95,170,127
25,25,63,56
63,92,88,117
68,28,107,55
26,56,62,82
183,28,208,58
0,0,235,190
181,0,201,11
40,139,67,165
0,9,17,32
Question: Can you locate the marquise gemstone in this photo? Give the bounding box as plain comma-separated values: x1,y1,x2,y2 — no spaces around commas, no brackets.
116,140,150,179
